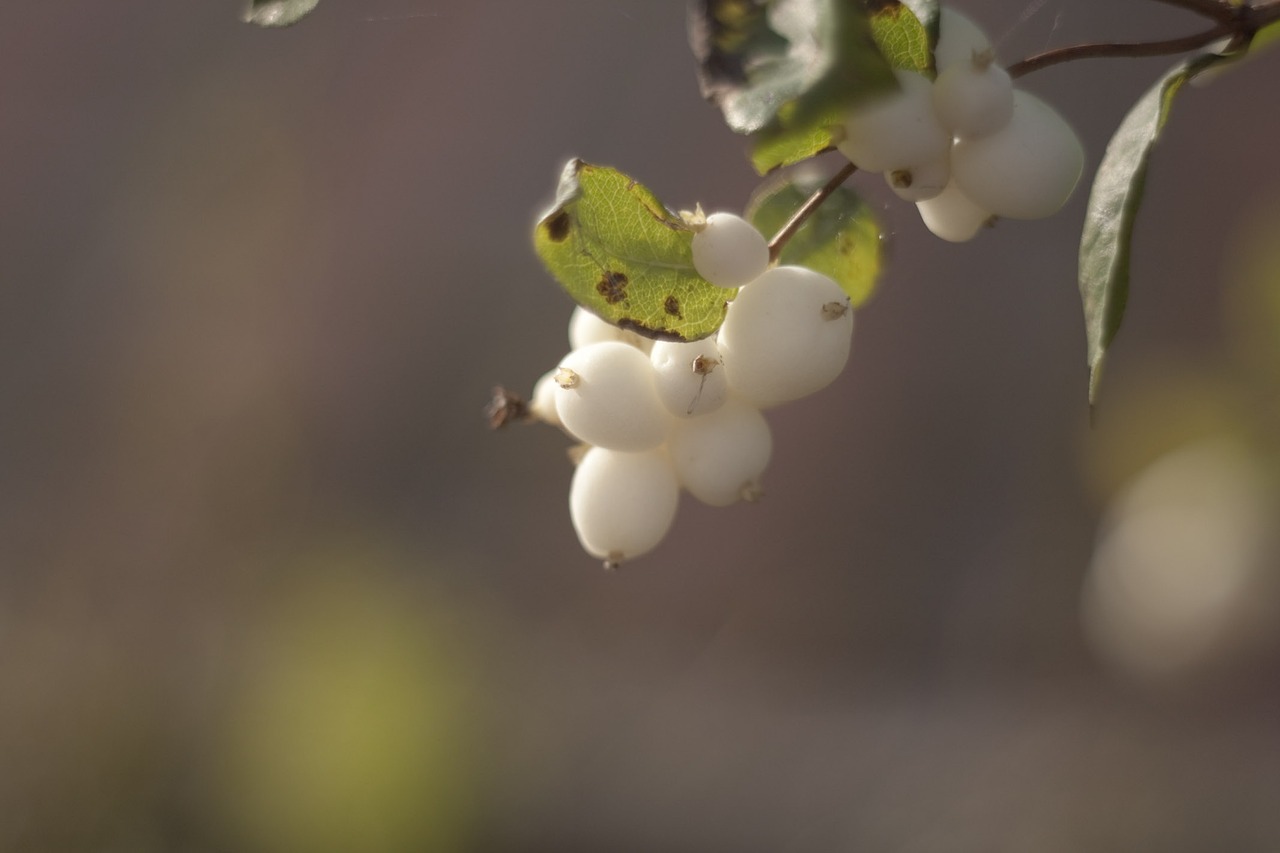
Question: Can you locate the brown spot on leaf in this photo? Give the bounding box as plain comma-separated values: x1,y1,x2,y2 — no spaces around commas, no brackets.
863,0,903,13
663,295,682,318
545,211,571,243
617,317,688,343
596,271,629,304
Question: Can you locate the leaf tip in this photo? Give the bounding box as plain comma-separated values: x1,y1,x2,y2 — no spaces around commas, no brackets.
1088,356,1106,411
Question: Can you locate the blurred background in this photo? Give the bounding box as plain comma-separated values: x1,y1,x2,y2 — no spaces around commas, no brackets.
1,1,1278,850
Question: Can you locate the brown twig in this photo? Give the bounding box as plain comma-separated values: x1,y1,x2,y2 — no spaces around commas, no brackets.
767,161,858,263
1009,0,1280,78
1007,22,1236,78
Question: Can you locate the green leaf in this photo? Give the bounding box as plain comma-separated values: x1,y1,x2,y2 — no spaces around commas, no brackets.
533,160,731,342
749,120,837,174
746,170,885,306
898,0,939,42
1079,53,1225,405
243,0,319,27
690,0,899,174
1253,19,1280,54
868,0,936,74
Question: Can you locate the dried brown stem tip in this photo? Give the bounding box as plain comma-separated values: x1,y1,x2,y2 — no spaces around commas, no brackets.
486,386,530,429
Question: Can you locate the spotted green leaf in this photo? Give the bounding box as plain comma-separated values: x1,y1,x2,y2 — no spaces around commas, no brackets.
243,0,319,27
534,160,731,342
746,171,885,306
1080,53,1226,406
869,0,937,74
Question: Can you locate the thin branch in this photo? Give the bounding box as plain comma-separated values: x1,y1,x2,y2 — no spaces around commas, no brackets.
1007,22,1235,78
767,162,857,263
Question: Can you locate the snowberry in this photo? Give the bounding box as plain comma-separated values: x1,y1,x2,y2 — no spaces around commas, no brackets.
916,179,992,242
836,70,950,174
570,446,680,567
933,7,992,72
568,305,653,353
885,156,952,202
932,54,1014,138
950,89,1085,220
717,265,853,407
668,396,772,506
554,342,669,450
691,212,770,289
650,338,729,418
529,369,562,427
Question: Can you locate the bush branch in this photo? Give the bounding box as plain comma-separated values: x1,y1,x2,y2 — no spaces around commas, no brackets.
767,162,857,263
1007,22,1236,77
1009,1,1280,78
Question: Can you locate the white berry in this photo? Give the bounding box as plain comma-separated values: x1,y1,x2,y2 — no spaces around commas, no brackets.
668,397,772,506
951,89,1085,220
568,305,653,353
570,446,680,566
836,70,950,174
916,179,992,242
932,55,1014,138
691,212,770,289
934,8,992,72
650,338,729,418
717,265,853,407
885,156,952,202
529,368,563,427
554,342,669,450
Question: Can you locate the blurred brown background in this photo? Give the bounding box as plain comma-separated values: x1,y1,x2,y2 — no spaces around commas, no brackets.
1,1,1279,850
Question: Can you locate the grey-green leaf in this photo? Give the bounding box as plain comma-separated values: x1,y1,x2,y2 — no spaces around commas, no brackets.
533,160,731,342
244,0,319,27
1079,53,1224,406
746,171,885,306
690,0,900,174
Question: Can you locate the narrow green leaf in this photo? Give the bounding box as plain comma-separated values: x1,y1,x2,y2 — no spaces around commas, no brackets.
868,0,936,74
533,161,731,342
746,171,885,306
243,0,319,27
1079,53,1225,405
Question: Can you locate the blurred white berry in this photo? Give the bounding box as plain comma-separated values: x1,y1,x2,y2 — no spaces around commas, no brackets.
570,446,680,567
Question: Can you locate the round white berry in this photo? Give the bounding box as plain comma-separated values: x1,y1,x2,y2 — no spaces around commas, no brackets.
933,8,992,72
691,212,770,289
836,70,950,174
568,305,653,353
529,368,562,427
650,338,729,418
570,446,680,566
554,342,669,451
950,89,1084,220
717,265,853,408
932,55,1014,138
885,155,952,202
668,396,772,506
916,179,992,242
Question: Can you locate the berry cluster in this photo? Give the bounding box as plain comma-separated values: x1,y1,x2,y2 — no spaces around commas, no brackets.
527,214,853,568
838,8,1085,242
